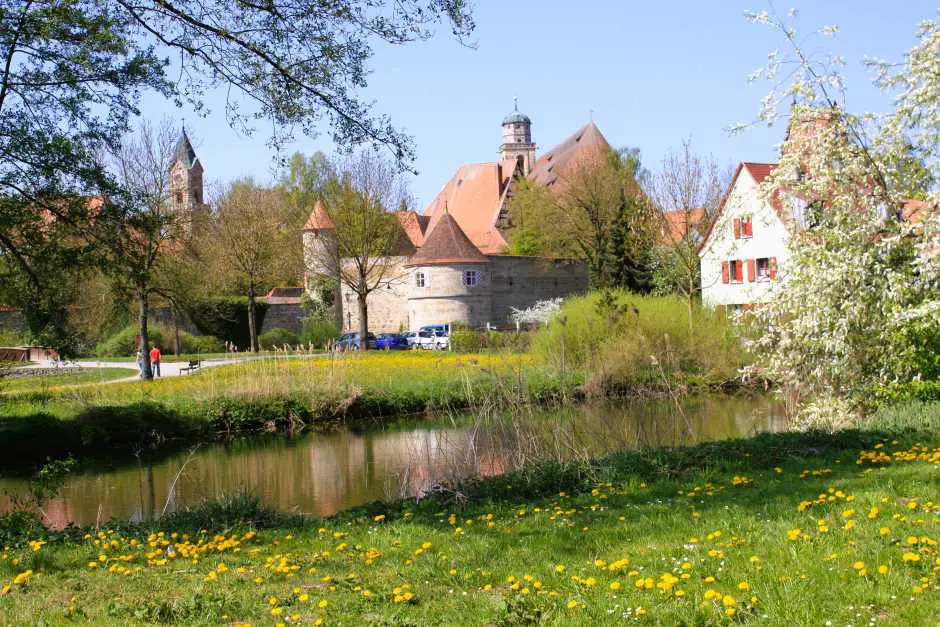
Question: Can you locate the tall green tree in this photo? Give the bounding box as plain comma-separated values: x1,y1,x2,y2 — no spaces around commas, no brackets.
309,151,412,349
0,0,474,349
276,152,331,212
97,119,182,378
508,147,657,290
209,180,303,352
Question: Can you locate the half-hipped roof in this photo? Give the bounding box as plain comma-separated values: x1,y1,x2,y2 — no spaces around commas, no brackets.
423,159,518,254
405,212,488,266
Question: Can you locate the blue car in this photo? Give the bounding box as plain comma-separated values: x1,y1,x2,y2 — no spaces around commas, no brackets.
374,333,409,350
335,332,377,351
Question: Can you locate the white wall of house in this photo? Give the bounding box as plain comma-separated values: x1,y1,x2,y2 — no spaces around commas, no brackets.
699,166,791,307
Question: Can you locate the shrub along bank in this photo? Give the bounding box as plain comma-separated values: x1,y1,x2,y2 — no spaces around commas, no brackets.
0,353,574,471
0,401,937,624
532,290,745,393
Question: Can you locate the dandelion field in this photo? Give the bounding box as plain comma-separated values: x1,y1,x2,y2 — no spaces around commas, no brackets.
1,403,938,625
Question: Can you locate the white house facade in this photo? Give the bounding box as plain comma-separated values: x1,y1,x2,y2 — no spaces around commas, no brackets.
699,162,791,310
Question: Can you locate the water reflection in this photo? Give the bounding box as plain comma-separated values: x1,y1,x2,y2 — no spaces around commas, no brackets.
0,395,785,528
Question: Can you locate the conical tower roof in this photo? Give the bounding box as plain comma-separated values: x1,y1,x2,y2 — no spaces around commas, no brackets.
302,200,334,230
172,130,199,170
406,212,488,266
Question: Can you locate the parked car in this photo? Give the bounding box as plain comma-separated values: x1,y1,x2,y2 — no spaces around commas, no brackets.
411,330,436,350
374,333,409,350
335,332,377,351
403,330,419,347
417,324,449,350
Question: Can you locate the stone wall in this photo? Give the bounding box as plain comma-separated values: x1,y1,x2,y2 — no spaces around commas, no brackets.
488,256,588,326
261,303,303,334
406,263,492,330
339,257,410,333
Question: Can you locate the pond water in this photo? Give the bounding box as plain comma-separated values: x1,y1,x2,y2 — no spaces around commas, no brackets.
0,395,786,528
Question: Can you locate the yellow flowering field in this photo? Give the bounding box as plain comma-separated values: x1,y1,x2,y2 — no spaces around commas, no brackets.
1,410,938,624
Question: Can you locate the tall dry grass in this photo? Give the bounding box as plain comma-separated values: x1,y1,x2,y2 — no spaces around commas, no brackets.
532,290,746,395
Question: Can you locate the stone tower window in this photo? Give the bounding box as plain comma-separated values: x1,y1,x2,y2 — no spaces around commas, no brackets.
462,270,480,287
415,272,426,288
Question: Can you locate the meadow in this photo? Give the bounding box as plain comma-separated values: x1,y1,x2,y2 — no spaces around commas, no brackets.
0,401,937,625
0,353,576,470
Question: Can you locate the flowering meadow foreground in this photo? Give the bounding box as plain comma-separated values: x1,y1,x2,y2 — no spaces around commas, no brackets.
1,403,939,625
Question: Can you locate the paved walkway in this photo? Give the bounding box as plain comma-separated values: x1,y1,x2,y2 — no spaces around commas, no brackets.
30,357,245,382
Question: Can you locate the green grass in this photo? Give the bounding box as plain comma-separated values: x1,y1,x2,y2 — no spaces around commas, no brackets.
0,368,137,394
0,353,576,470
0,401,937,624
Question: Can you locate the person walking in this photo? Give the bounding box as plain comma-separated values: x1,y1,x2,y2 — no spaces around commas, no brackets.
149,344,162,378
135,348,144,378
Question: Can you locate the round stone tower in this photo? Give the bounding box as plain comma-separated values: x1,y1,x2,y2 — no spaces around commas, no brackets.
301,200,343,329
499,98,536,175
405,212,492,329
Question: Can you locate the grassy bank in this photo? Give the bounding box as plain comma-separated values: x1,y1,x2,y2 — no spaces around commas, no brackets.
0,401,937,624
0,353,575,470
0,367,137,393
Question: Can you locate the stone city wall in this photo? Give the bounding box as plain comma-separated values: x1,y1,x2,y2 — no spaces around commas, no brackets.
405,263,492,330
339,257,411,333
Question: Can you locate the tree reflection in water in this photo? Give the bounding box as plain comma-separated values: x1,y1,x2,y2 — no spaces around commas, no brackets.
0,395,785,528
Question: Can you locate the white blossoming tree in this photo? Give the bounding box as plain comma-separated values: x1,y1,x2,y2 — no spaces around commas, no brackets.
742,9,940,426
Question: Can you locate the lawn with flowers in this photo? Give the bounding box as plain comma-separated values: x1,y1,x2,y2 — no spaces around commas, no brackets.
1,401,938,624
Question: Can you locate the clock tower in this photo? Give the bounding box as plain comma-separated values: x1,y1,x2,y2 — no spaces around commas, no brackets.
168,129,205,229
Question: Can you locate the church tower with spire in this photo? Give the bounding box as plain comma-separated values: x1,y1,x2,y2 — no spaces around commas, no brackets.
499,98,536,175
168,128,205,225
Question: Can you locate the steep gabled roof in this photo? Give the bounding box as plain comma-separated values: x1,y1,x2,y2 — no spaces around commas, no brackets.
406,212,488,266
396,210,428,247
697,162,784,254
528,122,611,190
172,130,199,170
302,200,334,231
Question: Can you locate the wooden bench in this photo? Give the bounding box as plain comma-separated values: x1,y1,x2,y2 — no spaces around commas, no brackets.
180,360,202,375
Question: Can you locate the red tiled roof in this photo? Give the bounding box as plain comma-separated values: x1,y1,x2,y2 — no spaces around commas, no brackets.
422,159,517,254
698,162,783,253
395,210,427,247
405,213,489,266
529,122,611,191
302,200,334,231
661,207,707,244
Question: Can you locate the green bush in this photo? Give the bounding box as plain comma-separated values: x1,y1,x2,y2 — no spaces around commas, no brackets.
450,323,532,353
95,325,224,357
532,290,744,392
298,317,339,349
186,298,268,350
258,327,298,349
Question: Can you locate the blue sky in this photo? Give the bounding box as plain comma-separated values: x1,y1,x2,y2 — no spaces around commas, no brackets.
140,1,936,208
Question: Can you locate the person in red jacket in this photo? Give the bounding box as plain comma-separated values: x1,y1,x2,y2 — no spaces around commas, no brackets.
149,344,162,378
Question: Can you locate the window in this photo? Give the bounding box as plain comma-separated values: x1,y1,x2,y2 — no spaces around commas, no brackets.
733,216,753,239
756,258,770,281
415,272,426,288
721,260,744,284
463,270,480,287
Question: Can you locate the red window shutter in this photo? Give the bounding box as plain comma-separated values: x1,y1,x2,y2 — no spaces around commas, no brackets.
721,261,729,284
769,257,778,279
733,218,741,239
746,259,756,282
735,260,743,282
744,219,753,237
